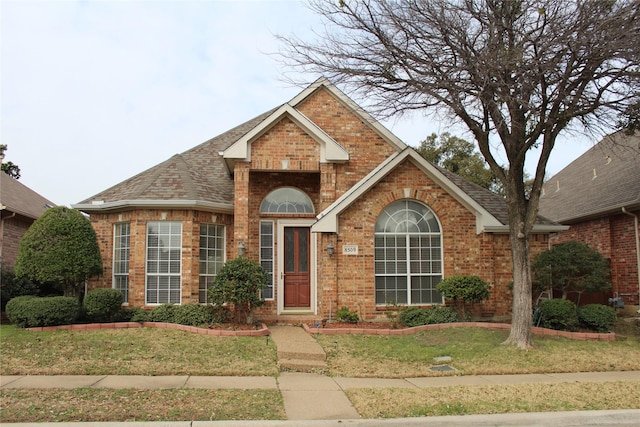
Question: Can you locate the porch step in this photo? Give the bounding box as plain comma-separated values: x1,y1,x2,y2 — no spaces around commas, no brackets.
269,325,328,373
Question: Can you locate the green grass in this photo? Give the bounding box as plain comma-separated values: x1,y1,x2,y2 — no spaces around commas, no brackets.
316,327,640,377
346,381,640,418
0,388,285,422
0,325,278,376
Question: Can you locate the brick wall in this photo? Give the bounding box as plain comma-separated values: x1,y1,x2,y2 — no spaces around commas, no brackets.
87,209,234,308
554,212,639,305
317,160,550,320
1,214,34,269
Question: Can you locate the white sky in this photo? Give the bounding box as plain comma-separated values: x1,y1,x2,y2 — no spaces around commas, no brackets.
1,0,598,207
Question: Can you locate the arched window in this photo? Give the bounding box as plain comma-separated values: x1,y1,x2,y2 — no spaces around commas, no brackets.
374,200,443,305
260,187,314,214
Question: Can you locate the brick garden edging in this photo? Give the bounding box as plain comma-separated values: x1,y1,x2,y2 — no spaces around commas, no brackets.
302,322,616,341
26,322,270,337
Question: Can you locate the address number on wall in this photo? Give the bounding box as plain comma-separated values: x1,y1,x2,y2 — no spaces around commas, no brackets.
342,245,359,255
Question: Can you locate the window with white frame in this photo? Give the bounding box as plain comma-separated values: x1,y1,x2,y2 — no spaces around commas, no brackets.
259,220,274,299
199,223,225,303
113,223,130,304
146,222,182,304
260,187,314,213
374,200,443,305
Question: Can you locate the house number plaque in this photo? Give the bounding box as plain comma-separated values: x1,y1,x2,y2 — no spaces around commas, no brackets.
342,245,358,255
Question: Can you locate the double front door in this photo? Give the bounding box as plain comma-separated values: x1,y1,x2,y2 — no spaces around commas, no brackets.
283,227,310,308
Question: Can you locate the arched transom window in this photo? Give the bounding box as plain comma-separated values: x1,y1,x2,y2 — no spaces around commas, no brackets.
260,187,314,214
374,199,443,305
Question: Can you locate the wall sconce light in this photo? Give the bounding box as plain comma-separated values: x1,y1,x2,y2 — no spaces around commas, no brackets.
238,241,246,257
327,242,334,257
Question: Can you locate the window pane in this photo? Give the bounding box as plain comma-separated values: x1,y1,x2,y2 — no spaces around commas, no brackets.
299,229,309,272
374,200,442,305
146,221,182,304
198,224,225,304
260,187,314,213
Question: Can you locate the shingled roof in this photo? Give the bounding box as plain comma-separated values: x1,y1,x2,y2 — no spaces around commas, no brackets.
538,131,640,223
0,173,56,219
75,108,277,213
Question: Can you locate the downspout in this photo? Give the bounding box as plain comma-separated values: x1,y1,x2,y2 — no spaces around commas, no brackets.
621,207,640,312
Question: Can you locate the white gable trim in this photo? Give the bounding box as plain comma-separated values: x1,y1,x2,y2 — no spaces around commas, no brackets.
289,77,407,152
312,148,504,234
222,104,348,170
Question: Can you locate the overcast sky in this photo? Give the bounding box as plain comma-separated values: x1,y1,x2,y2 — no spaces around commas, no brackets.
2,0,598,208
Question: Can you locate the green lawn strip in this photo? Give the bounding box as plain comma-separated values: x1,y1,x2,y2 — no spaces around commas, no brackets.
0,325,278,376
345,381,640,418
316,328,640,377
0,388,285,423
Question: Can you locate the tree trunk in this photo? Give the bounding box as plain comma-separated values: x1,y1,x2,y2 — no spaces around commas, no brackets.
503,227,534,349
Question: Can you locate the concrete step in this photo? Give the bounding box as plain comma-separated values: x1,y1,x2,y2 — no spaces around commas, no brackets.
277,350,326,362
279,358,328,373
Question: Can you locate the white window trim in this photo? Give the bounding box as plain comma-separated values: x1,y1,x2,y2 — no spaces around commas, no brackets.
259,220,275,301
145,221,182,305
112,222,130,305
199,223,226,304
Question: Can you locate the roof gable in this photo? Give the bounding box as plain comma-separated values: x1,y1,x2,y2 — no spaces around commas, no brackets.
222,104,349,172
313,148,565,234
539,131,640,223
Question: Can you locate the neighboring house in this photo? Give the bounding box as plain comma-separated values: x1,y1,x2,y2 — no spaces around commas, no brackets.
0,173,55,270
538,131,640,309
74,78,565,321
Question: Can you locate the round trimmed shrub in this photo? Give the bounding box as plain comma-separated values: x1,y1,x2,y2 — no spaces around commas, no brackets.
173,304,214,326
83,288,124,322
6,296,80,328
427,305,459,324
148,304,176,323
539,299,579,332
578,304,617,333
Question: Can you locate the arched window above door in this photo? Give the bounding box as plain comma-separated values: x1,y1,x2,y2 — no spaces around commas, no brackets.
260,187,315,214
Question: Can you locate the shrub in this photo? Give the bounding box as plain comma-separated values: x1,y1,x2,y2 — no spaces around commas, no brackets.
0,269,39,311
578,304,617,333
112,307,146,323
210,257,269,324
436,275,490,318
399,305,458,327
336,307,359,323
6,296,80,328
148,304,176,323
538,299,579,332
173,304,214,326
83,288,124,322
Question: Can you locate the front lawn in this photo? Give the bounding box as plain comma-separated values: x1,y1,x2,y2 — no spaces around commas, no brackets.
316,326,640,377
0,325,278,376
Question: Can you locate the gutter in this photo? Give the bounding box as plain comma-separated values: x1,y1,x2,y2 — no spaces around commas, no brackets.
621,207,640,311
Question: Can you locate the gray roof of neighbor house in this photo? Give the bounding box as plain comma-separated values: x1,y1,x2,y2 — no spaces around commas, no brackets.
538,131,640,223
0,173,56,219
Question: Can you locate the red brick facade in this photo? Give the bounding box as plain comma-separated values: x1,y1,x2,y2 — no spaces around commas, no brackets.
552,213,640,306
0,214,34,269
84,83,556,321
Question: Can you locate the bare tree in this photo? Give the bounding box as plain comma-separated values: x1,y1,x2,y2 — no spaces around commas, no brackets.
279,0,640,348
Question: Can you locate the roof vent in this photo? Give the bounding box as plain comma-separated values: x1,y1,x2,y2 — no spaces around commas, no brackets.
555,180,560,192
605,155,612,165
593,168,597,180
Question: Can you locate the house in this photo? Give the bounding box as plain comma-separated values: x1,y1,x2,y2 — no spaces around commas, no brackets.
74,78,565,321
538,131,640,311
0,173,56,270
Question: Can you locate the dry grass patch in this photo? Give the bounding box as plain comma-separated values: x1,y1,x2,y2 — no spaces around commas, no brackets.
0,325,278,376
0,388,284,423
346,381,640,418
316,327,640,377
